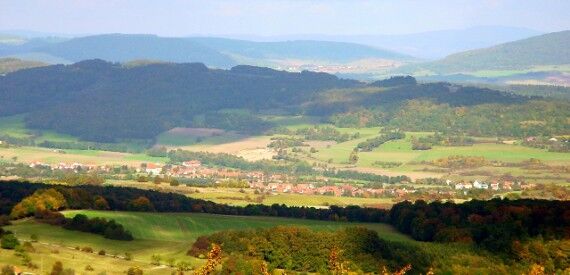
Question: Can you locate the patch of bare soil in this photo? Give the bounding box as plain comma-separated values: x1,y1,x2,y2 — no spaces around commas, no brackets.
167,127,226,137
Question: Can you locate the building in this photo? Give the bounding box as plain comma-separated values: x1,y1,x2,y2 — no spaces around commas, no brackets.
182,160,201,168
145,163,163,175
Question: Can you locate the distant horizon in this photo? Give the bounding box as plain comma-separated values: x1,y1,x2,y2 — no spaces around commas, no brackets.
0,25,552,39
2,0,570,38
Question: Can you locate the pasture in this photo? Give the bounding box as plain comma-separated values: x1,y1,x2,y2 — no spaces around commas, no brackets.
2,210,410,274
0,146,167,166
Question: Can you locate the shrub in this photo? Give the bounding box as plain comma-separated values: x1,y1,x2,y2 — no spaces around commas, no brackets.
1,265,15,275
126,267,143,275
124,252,133,261
0,234,19,249
150,254,161,266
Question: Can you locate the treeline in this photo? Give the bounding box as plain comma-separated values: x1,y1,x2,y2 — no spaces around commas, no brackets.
0,181,390,223
307,81,527,117
313,79,570,138
323,170,410,184
267,137,306,149
389,199,570,255
411,133,475,150
167,149,314,175
329,108,387,128
369,75,417,87
390,100,570,137
522,137,570,153
189,226,431,273
428,155,488,169
193,111,274,134
356,131,405,151
0,134,35,147
295,126,358,142
36,211,133,241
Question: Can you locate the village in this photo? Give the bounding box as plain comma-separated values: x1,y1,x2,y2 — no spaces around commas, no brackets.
23,159,539,200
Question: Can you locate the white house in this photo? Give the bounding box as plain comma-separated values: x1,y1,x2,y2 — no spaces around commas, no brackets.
145,163,163,175
473,180,489,189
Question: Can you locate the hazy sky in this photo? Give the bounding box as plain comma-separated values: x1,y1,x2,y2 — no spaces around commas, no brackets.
1,0,570,36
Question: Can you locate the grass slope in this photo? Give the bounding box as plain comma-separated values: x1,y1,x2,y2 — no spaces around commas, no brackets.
2,210,410,273
424,30,570,73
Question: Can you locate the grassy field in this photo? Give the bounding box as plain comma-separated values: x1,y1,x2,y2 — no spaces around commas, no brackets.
308,129,570,176
0,146,167,166
2,210,410,274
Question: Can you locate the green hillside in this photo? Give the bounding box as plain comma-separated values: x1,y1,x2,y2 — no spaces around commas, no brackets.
416,30,570,73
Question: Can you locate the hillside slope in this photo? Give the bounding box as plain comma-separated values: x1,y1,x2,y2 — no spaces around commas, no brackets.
37,34,236,68
188,37,412,63
0,60,359,141
421,30,570,73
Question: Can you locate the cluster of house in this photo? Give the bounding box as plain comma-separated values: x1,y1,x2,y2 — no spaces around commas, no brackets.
248,182,416,197
26,159,541,198
141,161,266,182
448,179,535,191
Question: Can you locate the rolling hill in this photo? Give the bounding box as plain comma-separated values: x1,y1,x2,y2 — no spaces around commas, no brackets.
417,30,570,73
245,26,542,59
188,37,412,63
36,34,236,68
0,33,413,70
0,60,359,141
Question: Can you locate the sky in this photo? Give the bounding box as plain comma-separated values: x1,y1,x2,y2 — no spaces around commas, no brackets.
1,0,570,37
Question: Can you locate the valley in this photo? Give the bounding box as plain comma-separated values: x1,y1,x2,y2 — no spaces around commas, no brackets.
1,5,570,273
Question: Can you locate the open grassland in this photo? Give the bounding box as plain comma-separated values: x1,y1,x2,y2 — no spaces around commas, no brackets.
0,146,167,166
2,210,410,274
311,129,570,169
61,210,410,242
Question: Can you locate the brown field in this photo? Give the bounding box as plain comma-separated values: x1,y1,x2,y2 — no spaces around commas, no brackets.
166,127,226,137
180,136,276,161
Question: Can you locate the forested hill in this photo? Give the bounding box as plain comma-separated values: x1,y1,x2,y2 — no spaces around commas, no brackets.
0,34,413,67
37,34,237,68
413,30,570,73
0,59,360,141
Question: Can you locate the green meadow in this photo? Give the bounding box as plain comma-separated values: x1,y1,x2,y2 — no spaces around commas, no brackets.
2,210,411,273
